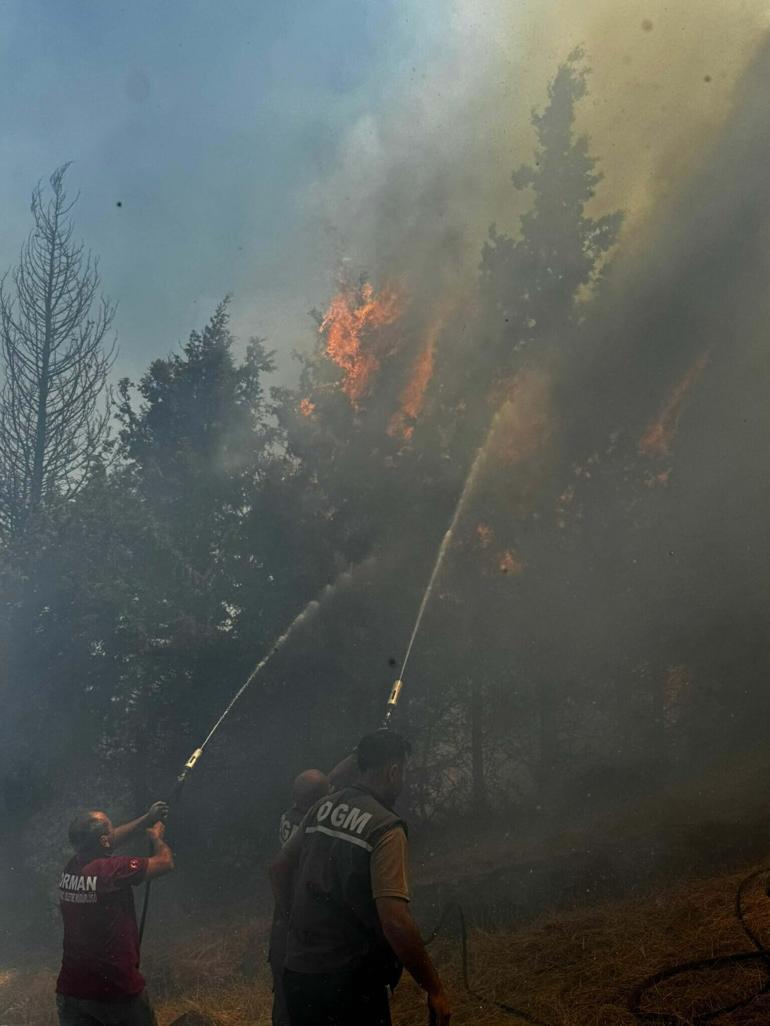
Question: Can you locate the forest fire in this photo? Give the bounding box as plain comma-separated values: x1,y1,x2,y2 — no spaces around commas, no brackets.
388,307,448,440
639,351,711,458
7,12,770,1026
320,280,402,405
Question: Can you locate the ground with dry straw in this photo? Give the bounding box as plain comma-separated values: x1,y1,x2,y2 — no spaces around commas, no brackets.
4,862,770,1026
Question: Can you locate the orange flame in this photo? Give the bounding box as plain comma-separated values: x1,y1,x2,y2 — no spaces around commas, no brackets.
299,398,316,418
388,306,450,440
640,351,711,458
320,281,401,405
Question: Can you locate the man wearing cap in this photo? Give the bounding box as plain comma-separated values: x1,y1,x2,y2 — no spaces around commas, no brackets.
270,731,451,1026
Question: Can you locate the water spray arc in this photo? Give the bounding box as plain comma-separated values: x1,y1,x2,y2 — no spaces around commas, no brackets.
383,401,509,727
142,389,513,938
139,557,374,942
173,599,323,790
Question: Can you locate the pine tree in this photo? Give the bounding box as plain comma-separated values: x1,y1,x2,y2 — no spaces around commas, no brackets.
0,166,116,536
480,49,622,362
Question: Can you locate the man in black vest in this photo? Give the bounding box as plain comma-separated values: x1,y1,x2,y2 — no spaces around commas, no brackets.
278,770,329,847
271,769,332,1026
271,757,360,1025
270,731,451,1026
279,753,358,848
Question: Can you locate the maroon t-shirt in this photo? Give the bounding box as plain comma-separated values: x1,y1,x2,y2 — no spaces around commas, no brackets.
56,852,149,1000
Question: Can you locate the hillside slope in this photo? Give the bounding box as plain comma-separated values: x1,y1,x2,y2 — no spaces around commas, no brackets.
4,860,770,1026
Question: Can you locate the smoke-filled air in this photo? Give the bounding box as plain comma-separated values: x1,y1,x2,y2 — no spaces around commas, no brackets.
3,1,770,1024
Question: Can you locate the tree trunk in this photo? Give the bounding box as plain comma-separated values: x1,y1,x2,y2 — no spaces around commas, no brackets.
29,225,56,513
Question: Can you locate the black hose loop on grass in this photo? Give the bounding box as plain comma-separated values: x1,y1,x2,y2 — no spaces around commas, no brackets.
425,901,553,1026
629,867,770,1023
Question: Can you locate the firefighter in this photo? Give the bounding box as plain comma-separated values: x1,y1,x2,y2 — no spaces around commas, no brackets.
55,802,174,1026
270,730,451,1026
270,755,359,1026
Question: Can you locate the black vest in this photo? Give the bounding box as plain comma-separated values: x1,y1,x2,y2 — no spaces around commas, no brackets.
269,804,307,968
279,804,304,847
285,784,406,978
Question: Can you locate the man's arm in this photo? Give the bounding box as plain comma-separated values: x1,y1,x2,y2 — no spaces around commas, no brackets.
376,897,451,1025
328,752,358,791
270,825,303,918
145,821,174,880
113,801,168,848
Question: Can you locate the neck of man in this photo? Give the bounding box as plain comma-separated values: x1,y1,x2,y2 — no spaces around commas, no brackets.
358,776,394,809
78,844,109,861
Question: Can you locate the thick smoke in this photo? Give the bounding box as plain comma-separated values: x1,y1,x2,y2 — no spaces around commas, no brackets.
283,0,770,826
305,0,770,302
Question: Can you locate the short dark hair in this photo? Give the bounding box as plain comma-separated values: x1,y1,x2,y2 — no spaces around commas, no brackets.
356,730,411,773
68,811,108,853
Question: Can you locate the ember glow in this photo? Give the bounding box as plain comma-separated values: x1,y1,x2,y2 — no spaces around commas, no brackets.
299,398,316,418
639,352,711,459
498,549,524,575
319,281,402,406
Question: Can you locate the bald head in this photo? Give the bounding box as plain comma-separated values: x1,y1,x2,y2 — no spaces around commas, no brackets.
293,769,330,812
68,810,113,853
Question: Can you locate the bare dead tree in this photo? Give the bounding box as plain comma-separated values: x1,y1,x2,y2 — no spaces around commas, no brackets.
0,164,116,536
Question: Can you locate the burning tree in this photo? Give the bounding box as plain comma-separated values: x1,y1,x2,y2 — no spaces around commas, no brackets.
0,165,116,537
319,278,402,406
433,51,625,808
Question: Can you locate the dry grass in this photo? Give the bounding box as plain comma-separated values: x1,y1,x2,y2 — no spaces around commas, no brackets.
4,865,770,1026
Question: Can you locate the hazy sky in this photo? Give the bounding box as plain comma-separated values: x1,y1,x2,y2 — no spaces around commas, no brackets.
0,0,430,379
0,0,767,382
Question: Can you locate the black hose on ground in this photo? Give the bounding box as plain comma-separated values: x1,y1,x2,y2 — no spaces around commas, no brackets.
629,867,770,1023
425,902,553,1026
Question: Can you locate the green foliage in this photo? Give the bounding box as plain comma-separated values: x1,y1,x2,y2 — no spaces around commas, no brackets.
3,47,744,921
480,50,622,357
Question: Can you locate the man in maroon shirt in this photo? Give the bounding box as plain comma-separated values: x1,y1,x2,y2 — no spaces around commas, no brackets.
56,802,174,1026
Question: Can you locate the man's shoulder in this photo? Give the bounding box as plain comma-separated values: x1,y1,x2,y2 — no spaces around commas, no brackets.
61,855,107,875
304,787,405,844
341,786,405,824
62,853,144,875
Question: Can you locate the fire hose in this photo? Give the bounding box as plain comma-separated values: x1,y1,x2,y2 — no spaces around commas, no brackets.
138,747,203,943
423,870,770,1026
133,464,770,1021
138,674,403,943
136,663,770,1023
424,903,552,1026
629,866,770,1023
137,381,492,935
